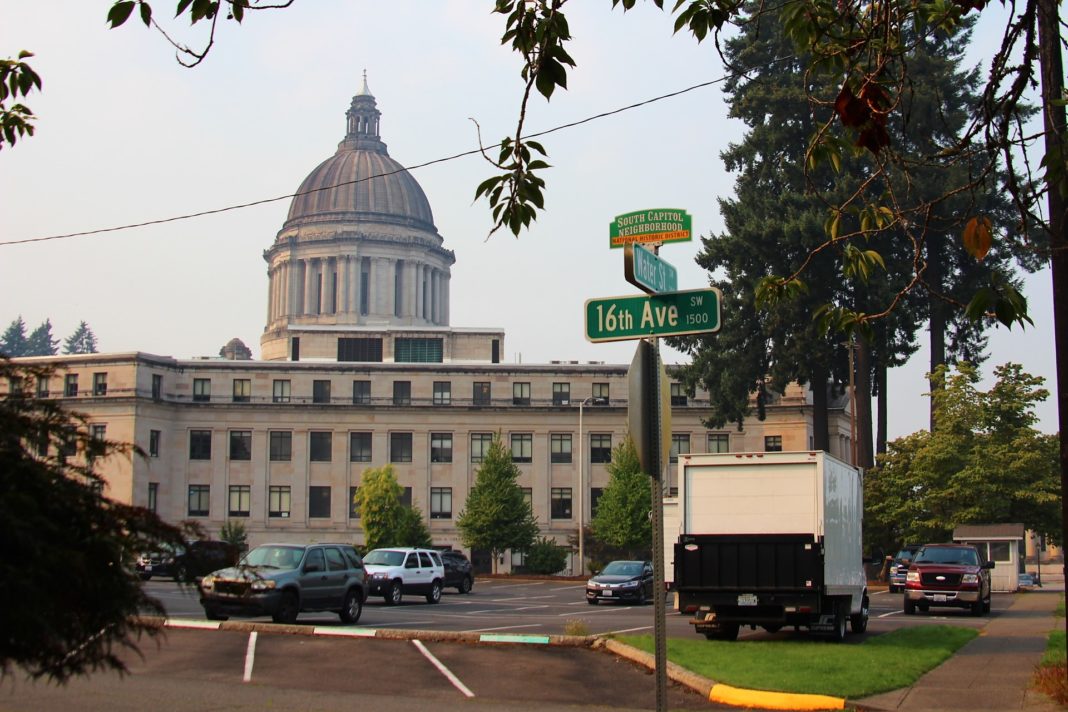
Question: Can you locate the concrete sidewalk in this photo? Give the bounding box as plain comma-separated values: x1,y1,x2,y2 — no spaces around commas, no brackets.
856,587,1064,712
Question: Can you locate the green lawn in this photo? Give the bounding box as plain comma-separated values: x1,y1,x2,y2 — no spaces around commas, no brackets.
619,626,977,699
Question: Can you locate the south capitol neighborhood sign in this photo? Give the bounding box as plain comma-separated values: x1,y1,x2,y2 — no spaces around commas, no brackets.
609,209,692,248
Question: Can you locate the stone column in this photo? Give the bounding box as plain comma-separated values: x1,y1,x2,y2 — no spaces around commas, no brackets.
338,256,349,317
406,261,418,320
290,260,303,317
304,258,318,315
280,261,289,318
323,257,336,315
380,257,394,317
443,271,450,325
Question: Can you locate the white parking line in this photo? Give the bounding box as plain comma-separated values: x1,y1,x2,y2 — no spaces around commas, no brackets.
877,610,901,618
465,624,543,633
558,606,632,616
511,605,549,611
605,625,653,634
481,582,545,590
242,632,257,682
489,595,555,602
550,585,586,591
412,640,474,698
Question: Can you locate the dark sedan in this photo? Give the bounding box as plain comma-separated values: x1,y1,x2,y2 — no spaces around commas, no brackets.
586,560,654,605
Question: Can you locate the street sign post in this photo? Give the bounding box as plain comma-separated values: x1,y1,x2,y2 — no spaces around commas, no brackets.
624,244,678,294
584,288,721,343
609,209,692,248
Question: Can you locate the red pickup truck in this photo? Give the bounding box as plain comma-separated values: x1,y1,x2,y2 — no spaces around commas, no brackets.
904,543,994,616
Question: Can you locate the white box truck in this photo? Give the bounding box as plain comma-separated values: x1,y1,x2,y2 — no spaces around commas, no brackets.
667,451,868,641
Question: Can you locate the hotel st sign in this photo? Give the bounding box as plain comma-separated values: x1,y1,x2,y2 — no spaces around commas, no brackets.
624,244,678,294
585,288,722,343
609,209,692,248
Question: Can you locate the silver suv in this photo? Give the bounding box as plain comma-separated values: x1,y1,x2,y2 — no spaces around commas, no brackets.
198,543,367,624
363,547,445,605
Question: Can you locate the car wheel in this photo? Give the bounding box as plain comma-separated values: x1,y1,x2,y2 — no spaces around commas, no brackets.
704,623,740,641
983,592,992,613
971,598,984,616
139,573,152,582
272,591,299,624
426,580,442,604
761,624,782,634
203,606,228,621
459,575,473,594
918,603,929,613
636,587,646,605
385,580,403,606
340,589,363,624
850,595,869,634
587,598,598,605
174,565,189,584
904,597,916,615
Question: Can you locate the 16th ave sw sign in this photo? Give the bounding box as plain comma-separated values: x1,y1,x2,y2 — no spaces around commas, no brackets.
584,288,722,342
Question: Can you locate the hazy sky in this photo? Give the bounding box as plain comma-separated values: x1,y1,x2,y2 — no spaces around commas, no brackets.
0,2,1057,440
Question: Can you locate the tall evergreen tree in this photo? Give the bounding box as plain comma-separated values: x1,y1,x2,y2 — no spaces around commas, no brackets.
0,316,28,357
590,434,651,557
63,321,98,355
25,319,58,357
456,434,538,573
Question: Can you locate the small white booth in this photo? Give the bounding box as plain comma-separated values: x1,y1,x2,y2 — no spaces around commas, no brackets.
953,523,1025,592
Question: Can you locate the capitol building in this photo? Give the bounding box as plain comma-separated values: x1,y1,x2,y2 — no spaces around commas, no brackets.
9,80,855,574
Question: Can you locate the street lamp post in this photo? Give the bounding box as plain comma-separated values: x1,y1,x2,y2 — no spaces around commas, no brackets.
577,396,594,576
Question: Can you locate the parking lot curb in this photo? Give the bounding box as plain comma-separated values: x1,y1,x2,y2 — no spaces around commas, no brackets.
601,638,847,711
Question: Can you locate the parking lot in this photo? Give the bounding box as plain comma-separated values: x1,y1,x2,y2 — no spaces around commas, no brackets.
147,577,1011,640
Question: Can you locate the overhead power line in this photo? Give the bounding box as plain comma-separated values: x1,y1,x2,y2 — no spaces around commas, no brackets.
1,59,792,248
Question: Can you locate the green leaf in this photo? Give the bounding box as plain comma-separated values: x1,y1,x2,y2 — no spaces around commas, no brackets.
140,1,153,26
106,1,137,28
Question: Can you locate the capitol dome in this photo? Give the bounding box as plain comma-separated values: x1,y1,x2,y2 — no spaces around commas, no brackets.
261,75,456,361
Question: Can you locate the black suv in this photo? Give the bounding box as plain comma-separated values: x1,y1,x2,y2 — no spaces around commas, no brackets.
440,550,474,593
198,543,367,624
137,540,239,582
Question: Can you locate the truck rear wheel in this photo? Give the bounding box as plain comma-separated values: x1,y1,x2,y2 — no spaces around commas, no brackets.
828,601,847,643
850,595,869,634
703,623,739,641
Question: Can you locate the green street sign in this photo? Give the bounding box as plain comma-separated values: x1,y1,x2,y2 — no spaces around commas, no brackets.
610,209,692,248
584,288,722,343
625,244,678,294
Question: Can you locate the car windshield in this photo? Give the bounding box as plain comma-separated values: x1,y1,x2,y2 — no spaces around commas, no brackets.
364,550,406,566
601,561,642,576
915,547,979,566
241,545,303,570
894,549,915,562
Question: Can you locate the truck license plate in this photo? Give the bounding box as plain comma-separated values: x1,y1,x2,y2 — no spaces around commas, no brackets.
737,594,758,606
933,594,947,602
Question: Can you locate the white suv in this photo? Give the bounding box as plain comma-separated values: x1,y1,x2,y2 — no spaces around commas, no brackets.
363,547,446,605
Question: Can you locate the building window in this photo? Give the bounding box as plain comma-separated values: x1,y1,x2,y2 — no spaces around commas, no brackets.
393,381,411,406
93,372,108,396
471,433,493,463
187,485,210,517
193,378,211,403
512,382,531,406
707,433,730,453
394,337,443,363
430,487,452,519
64,373,78,397
229,430,252,461
670,434,690,463
272,379,291,403
592,382,610,405
147,482,158,513
590,434,612,464
228,485,250,517
670,383,687,406
313,379,331,404
309,486,331,518
36,376,49,398
352,380,371,405
60,435,77,458
473,381,491,406
232,379,251,403
269,431,292,461
309,431,333,462
430,433,453,463
338,337,383,362
552,382,571,406
390,432,413,463
591,487,604,517
91,424,107,441
189,430,211,460
400,486,413,508
511,433,533,463
268,486,291,518
432,381,451,406
350,432,372,462
149,429,161,457
551,487,572,519
550,433,572,464
764,435,783,452
349,486,360,518
521,487,533,512
151,374,162,401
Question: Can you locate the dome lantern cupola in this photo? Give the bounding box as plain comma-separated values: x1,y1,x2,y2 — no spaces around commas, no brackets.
343,70,386,154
